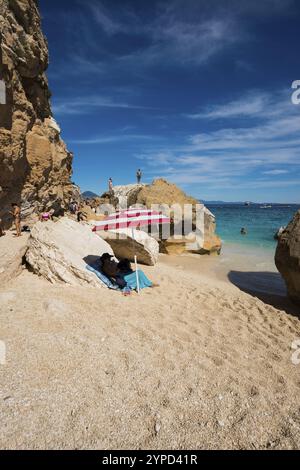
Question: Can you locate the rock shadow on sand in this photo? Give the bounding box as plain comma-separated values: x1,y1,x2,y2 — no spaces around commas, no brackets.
228,270,300,318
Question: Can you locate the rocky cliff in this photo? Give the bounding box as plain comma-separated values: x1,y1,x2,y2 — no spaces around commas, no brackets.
275,210,300,305
0,0,78,227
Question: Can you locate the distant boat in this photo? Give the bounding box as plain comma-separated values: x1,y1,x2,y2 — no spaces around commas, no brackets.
244,201,251,206
260,204,272,209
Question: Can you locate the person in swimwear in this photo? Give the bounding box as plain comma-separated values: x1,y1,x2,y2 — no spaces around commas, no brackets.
40,209,54,222
10,203,21,237
40,212,51,222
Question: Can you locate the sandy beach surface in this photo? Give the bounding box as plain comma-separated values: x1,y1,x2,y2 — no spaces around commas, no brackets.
1,239,300,450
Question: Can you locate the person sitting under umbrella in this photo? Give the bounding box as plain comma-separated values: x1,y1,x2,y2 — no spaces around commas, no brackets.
99,253,128,289
100,253,119,279
100,254,157,292
117,258,158,291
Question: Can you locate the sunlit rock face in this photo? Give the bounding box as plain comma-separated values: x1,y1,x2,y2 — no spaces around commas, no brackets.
26,218,114,287
275,210,300,305
102,179,222,255
0,0,78,227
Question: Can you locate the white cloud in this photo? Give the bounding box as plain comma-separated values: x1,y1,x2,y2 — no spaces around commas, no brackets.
210,179,300,190
137,89,300,190
188,92,268,119
148,17,241,66
186,90,296,120
189,115,300,151
54,0,297,81
52,95,153,116
74,1,244,67
135,151,175,166
89,2,122,35
69,133,162,145
262,169,289,175
79,0,138,36
116,16,243,67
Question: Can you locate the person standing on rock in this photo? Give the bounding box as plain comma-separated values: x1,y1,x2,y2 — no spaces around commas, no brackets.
108,177,113,194
10,203,21,237
136,169,142,184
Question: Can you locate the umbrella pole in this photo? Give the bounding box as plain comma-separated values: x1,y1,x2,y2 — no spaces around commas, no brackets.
132,228,140,294
134,255,140,294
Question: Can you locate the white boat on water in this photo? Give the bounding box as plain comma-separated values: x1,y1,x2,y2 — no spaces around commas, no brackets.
260,204,272,209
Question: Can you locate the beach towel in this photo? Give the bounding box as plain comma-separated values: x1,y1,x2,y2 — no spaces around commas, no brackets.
86,264,121,290
122,270,153,291
86,262,152,293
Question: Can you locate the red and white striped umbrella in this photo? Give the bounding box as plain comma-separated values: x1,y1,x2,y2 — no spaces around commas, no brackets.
92,209,170,232
92,209,170,293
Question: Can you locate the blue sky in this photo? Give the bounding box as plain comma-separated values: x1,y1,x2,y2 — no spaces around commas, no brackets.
40,0,300,203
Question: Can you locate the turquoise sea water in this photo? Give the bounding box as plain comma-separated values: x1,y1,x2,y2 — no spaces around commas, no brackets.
206,204,300,252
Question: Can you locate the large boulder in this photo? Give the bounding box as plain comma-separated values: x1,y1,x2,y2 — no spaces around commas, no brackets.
78,204,107,222
97,228,159,266
101,184,145,209
0,232,29,285
103,179,222,255
275,210,300,305
189,205,222,255
26,218,114,286
136,179,197,207
160,235,195,255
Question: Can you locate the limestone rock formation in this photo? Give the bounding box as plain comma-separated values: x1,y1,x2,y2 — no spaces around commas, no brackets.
136,179,197,207
275,210,300,305
78,204,107,223
195,205,223,255
0,231,29,285
0,0,78,228
104,179,222,255
97,228,159,266
26,218,114,287
160,235,196,255
102,184,146,209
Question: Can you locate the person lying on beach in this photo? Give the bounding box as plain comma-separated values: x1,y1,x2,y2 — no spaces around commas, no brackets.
100,253,119,279
118,258,134,275
9,203,21,237
117,258,159,291
99,254,158,292
100,253,127,288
